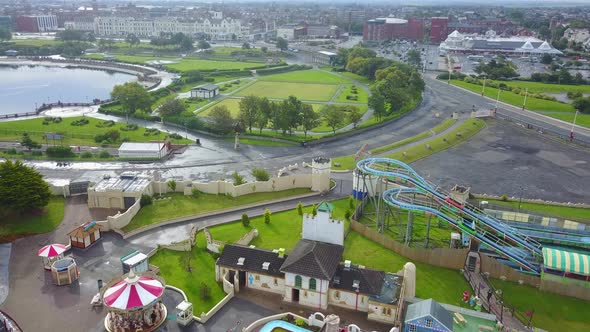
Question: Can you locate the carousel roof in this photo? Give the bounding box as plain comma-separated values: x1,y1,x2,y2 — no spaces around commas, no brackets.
104,271,164,310
38,244,67,257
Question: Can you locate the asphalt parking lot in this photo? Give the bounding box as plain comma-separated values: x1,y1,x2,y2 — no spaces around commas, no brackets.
412,118,590,203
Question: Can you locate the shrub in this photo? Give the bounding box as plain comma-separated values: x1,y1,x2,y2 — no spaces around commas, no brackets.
501,194,508,202
264,208,271,224
297,202,303,216
241,213,250,227
140,194,153,207
80,151,93,158
5,148,17,155
232,171,246,185
191,188,201,198
96,120,115,128
167,180,177,192
94,129,121,143
312,206,317,217
99,150,111,158
200,283,211,299
144,128,161,136
168,133,183,140
46,146,74,158
344,209,351,221
348,195,355,210
120,124,139,131
567,91,583,99
31,151,43,156
251,168,270,181
295,318,305,327
70,118,89,126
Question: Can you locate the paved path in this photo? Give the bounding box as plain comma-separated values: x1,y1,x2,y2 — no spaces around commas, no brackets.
0,244,11,305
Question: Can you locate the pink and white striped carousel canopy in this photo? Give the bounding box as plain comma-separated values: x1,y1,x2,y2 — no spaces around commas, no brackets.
103,272,164,310
37,244,67,258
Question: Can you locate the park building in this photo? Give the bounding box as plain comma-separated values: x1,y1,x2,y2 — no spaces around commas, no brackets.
87,172,153,210
312,51,337,66
190,84,219,99
439,30,563,56
216,202,411,325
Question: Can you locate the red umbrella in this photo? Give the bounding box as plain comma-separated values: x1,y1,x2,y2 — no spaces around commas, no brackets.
37,244,67,258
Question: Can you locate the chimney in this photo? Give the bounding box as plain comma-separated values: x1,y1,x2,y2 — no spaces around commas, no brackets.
278,248,285,258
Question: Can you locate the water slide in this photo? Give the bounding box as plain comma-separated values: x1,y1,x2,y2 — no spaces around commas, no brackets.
356,158,543,274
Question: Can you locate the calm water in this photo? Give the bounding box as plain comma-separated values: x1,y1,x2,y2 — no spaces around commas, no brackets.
0,65,136,115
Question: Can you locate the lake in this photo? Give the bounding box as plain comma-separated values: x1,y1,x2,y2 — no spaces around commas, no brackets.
0,65,137,115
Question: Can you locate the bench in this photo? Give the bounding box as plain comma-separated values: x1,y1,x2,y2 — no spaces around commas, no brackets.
454,312,467,325
478,325,494,332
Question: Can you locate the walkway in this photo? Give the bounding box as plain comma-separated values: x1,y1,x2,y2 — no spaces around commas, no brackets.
464,269,531,331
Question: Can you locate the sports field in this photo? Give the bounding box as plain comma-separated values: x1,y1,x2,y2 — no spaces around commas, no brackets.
258,70,350,84
235,81,339,101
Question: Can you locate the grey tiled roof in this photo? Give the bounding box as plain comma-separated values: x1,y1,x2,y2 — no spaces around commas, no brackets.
280,239,344,280
331,265,384,296
216,244,286,277
404,298,453,330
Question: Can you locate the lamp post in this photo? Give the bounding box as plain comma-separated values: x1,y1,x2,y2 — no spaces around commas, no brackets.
481,75,486,96
570,110,579,142
495,88,501,111
522,88,528,110
518,185,524,212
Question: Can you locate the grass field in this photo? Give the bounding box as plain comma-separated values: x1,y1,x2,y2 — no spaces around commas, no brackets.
0,117,191,147
258,70,350,84
235,137,298,147
10,39,62,47
451,80,575,113
541,112,590,129
0,197,64,242
481,199,590,221
489,278,590,331
122,189,312,232
481,79,590,94
431,118,458,134
340,71,373,85
165,59,264,72
333,119,485,170
235,81,339,101
333,85,369,104
198,98,241,117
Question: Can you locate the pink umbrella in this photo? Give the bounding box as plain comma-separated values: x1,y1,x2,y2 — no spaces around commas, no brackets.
103,271,164,310
37,244,67,258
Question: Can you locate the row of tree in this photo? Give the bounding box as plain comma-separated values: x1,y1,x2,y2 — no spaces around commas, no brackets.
150,32,194,51
207,95,361,137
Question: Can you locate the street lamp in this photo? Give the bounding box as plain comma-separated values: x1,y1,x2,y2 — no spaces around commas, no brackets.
518,185,524,212
481,75,486,96
522,88,528,111
495,88,501,111
570,110,579,142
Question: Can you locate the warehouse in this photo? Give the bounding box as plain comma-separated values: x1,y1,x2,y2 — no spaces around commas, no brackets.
118,141,170,160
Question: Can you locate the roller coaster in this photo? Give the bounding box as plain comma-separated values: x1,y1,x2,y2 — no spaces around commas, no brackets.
354,158,543,275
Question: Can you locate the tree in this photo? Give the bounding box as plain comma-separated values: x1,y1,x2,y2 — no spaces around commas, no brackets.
56,30,86,41
368,94,386,121
348,106,362,128
541,53,553,65
299,104,320,140
407,49,421,67
167,180,177,192
232,171,246,185
208,105,234,134
21,133,41,151
0,28,11,42
276,37,288,51
255,97,271,133
282,96,303,134
242,42,251,49
158,99,185,119
264,208,271,224
321,105,344,134
197,40,210,49
180,36,194,52
0,160,51,213
261,46,268,53
241,213,250,227
111,82,151,122
573,97,590,114
239,95,260,133
125,34,140,48
348,195,355,210
297,202,303,216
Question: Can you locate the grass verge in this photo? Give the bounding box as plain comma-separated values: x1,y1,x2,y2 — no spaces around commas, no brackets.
479,199,590,221
0,197,64,242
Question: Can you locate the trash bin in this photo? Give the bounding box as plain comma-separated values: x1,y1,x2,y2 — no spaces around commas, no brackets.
98,279,103,292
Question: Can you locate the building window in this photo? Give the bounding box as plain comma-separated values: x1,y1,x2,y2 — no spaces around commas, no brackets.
295,275,302,288
426,318,433,327
361,296,364,304
255,275,260,281
409,325,416,332
309,278,317,291
334,291,340,299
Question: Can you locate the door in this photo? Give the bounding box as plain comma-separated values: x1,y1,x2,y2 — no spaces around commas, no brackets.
292,288,300,303
239,271,246,288
228,271,235,285
123,197,136,209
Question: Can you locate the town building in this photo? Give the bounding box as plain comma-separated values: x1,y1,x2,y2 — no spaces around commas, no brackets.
312,51,337,66
276,24,307,40
15,15,58,32
118,141,170,160
430,17,449,43
439,30,562,56
190,84,219,99
0,16,12,31
216,201,409,325
64,17,96,32
87,172,153,209
363,17,424,42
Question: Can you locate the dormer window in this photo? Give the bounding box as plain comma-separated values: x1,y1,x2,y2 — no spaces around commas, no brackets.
237,257,245,266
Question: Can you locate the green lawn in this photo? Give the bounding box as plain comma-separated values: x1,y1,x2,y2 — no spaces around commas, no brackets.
0,117,191,147
333,84,369,104
334,119,485,170
123,189,312,232
0,197,64,242
431,118,458,135
480,79,590,94
235,81,339,101
451,80,575,113
235,137,298,147
489,279,590,331
258,70,350,84
9,39,61,47
481,199,590,221
540,112,590,129
198,98,241,117
340,72,373,85
165,59,264,72
369,131,431,155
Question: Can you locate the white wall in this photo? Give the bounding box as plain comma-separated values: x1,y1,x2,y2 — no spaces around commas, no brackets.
302,211,344,246
328,289,369,312
367,301,398,324
245,272,284,294
284,272,329,309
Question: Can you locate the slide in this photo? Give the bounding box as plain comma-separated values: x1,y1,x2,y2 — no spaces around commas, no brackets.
356,158,542,274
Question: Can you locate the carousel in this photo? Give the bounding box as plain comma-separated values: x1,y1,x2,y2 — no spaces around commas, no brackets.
102,270,167,332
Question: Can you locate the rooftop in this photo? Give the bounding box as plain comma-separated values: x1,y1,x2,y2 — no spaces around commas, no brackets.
405,298,453,330
119,142,166,152
217,244,287,277
280,239,343,280
192,84,219,91
91,173,151,193
370,272,403,305
331,264,384,296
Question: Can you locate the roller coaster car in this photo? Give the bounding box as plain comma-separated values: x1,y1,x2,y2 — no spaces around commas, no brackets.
445,196,465,210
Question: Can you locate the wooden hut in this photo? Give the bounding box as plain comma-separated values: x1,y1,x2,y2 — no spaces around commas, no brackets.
68,221,102,249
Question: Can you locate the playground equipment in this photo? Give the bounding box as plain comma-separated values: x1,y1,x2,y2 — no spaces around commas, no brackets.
355,158,543,274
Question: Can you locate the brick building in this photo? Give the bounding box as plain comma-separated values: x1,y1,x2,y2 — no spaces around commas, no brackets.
363,17,424,41
15,15,57,32
430,17,449,43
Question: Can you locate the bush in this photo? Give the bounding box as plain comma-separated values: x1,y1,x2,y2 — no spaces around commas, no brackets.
501,194,508,202
200,282,211,300
144,128,161,136
96,120,115,128
191,188,201,198
120,124,139,131
5,148,17,155
251,168,270,181
70,118,89,126
99,150,111,158
295,318,305,327
264,208,271,224
140,194,153,207
344,209,351,221
31,151,43,156
94,129,121,143
46,146,74,158
232,171,246,185
80,151,93,158
297,202,303,216
567,91,583,99
168,133,183,140
241,213,250,227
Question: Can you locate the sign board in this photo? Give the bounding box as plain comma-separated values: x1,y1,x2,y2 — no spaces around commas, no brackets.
46,133,63,140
